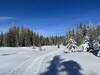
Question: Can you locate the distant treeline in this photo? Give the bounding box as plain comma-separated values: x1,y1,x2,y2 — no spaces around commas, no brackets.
0,23,100,47
0,25,64,47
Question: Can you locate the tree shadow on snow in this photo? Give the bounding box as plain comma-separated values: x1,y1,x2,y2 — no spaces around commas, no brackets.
39,56,83,75
39,56,62,75
61,60,83,75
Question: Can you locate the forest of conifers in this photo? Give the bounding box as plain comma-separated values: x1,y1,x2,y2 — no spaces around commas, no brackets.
0,23,100,47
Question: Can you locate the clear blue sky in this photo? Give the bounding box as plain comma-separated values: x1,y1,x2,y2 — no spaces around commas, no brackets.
0,0,100,36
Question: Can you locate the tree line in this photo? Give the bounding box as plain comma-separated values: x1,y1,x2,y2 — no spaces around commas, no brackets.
0,25,64,47
0,23,100,47
66,23,100,46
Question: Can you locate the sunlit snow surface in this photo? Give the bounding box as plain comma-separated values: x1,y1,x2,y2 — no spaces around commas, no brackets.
0,46,100,75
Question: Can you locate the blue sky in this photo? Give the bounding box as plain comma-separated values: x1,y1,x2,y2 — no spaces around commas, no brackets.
0,0,100,36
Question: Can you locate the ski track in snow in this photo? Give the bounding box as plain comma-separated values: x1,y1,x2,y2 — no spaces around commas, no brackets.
22,49,62,75
7,56,33,75
7,49,62,75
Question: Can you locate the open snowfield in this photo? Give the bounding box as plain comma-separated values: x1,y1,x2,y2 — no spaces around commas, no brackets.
0,46,100,75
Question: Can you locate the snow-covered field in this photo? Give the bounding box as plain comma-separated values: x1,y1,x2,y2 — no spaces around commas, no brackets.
0,46,100,75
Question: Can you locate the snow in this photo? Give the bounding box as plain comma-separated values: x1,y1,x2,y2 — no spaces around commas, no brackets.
0,46,100,75
79,43,89,52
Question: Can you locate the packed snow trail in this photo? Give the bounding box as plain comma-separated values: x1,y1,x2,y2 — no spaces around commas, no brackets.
7,48,63,75
22,49,62,75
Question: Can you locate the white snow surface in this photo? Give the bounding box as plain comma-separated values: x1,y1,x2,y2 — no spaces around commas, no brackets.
0,45,100,75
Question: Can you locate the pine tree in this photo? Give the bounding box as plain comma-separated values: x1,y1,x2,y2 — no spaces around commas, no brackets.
6,25,18,47
66,27,75,45
76,24,84,45
0,32,3,46
87,25,96,41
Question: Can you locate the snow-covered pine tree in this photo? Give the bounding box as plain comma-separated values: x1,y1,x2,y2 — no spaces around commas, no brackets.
65,27,77,52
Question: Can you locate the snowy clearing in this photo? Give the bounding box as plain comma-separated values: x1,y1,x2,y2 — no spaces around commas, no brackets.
0,46,100,75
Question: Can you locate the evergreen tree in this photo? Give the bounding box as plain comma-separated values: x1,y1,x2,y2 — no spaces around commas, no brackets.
6,25,18,47
66,27,75,45
76,24,84,45
0,32,3,46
